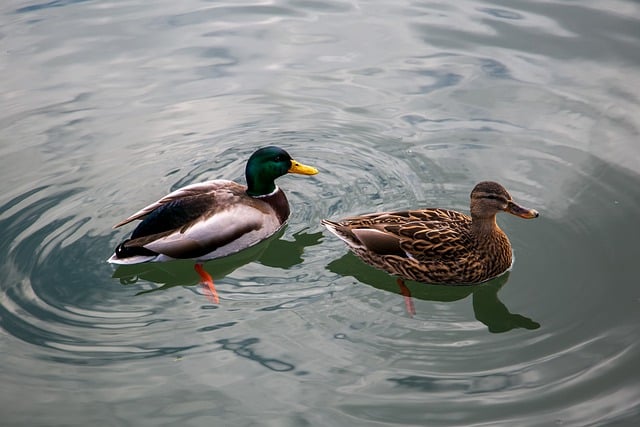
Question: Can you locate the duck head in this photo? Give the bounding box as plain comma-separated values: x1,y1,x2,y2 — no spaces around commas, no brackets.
470,181,539,220
245,146,318,197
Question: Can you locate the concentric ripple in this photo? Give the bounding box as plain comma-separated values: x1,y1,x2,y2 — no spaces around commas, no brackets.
2,0,640,425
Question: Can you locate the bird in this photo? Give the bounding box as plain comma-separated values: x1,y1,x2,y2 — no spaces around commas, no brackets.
321,181,539,288
108,146,318,303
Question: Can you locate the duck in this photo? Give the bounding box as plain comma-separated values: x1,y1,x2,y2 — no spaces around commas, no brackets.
108,146,318,303
321,181,538,286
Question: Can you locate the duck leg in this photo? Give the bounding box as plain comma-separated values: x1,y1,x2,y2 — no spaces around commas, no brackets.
396,278,415,317
194,263,220,304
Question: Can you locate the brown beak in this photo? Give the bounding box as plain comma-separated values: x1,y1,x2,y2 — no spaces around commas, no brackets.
506,201,539,219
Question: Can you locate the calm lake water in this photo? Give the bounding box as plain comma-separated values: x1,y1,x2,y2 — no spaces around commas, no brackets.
1,0,640,425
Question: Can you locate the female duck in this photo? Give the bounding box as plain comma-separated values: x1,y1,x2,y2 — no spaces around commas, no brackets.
109,146,318,302
322,181,538,284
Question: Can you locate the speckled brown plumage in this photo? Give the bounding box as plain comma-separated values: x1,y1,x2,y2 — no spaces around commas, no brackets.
322,181,538,285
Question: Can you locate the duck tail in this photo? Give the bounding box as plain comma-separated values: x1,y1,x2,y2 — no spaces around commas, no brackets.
321,219,364,249
107,239,158,264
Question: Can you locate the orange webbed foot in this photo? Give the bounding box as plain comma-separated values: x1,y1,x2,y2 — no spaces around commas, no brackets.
397,278,415,317
194,263,219,304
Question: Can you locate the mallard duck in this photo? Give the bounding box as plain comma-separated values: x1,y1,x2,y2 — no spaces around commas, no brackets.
321,181,538,285
108,146,318,303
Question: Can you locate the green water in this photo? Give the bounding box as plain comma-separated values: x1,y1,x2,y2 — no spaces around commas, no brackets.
1,0,640,425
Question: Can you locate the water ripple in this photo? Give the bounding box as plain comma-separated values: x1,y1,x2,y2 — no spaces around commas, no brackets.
2,0,640,425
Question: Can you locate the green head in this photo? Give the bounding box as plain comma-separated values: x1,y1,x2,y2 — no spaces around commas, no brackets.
245,146,318,197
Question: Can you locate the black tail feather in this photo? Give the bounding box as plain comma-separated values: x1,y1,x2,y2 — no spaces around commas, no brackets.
114,240,158,259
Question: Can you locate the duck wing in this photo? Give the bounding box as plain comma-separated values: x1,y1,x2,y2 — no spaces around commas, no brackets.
323,209,473,261
113,180,237,229
113,180,282,260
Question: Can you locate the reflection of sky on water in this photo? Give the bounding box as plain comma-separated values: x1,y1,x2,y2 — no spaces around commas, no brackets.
1,0,640,425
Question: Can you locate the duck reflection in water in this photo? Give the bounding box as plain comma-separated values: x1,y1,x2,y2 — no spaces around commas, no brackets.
327,252,539,332
113,228,323,301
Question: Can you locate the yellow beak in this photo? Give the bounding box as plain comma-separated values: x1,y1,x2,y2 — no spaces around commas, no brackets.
288,160,318,175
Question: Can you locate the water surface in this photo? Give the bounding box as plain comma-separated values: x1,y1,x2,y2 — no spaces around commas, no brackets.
1,0,640,425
